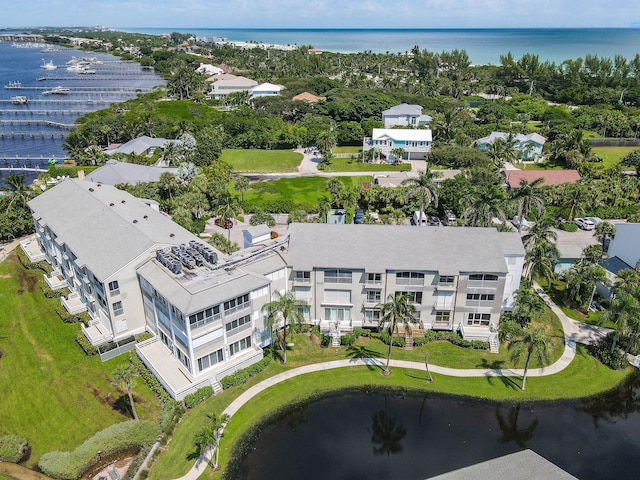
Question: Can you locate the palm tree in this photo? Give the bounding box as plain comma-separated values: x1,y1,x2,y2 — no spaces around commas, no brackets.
522,217,557,252
6,173,34,211
510,177,546,234
508,327,550,391
486,138,506,169
524,239,558,283
112,364,139,420
601,290,640,354
402,168,440,226
377,293,416,376
594,221,616,251
462,184,508,227
561,183,589,221
390,147,406,164
158,172,179,201
214,197,241,243
234,176,250,203
512,283,545,327
262,290,307,364
193,412,230,470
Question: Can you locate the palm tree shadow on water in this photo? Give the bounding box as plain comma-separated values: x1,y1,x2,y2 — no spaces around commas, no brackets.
370,394,408,456
495,403,539,448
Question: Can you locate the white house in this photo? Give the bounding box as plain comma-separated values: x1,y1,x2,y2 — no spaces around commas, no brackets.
474,132,547,160
363,128,433,161
382,103,432,129
250,82,285,98
206,74,258,100
105,136,178,156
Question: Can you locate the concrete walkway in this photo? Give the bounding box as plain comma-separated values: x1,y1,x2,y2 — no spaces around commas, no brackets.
0,234,35,264
176,284,612,480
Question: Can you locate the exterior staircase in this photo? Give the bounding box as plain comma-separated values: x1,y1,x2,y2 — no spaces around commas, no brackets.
404,335,414,350
211,377,223,395
488,332,500,353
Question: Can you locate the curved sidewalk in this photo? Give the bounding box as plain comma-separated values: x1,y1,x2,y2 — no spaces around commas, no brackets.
177,285,611,480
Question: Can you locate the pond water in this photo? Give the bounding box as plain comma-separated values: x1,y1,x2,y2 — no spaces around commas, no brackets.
234,374,640,480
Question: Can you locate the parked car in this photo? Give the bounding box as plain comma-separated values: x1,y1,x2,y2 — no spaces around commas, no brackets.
354,210,365,224
586,217,603,226
215,217,233,229
429,216,440,226
413,211,428,225
574,217,595,230
443,211,457,226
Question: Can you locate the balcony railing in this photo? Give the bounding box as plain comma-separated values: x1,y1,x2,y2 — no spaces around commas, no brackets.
61,292,87,314
44,270,67,290
224,301,250,316
396,278,424,286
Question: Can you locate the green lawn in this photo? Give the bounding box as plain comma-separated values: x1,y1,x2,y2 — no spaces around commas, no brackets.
220,149,303,173
243,176,372,212
321,157,410,173
332,146,362,154
591,146,637,169
537,277,611,327
0,254,161,467
149,339,630,480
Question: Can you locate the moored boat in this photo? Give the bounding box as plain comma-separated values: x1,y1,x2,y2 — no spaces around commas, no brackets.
10,96,29,105
4,81,23,90
42,86,71,95
40,59,57,70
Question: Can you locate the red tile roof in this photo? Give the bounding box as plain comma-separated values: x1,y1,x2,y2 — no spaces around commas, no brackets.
505,169,581,188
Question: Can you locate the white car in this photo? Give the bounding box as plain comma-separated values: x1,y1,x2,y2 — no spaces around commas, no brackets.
575,217,595,230
586,216,603,226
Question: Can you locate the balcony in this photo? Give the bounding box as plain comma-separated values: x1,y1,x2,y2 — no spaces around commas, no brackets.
61,292,87,314
20,238,46,262
44,270,67,290
81,320,113,346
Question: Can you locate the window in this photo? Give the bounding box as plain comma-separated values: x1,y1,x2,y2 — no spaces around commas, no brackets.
325,269,352,283
367,273,382,284
434,292,453,308
176,348,190,369
466,293,495,301
229,336,252,356
294,287,312,301
324,307,351,322
297,306,310,321
439,275,455,284
108,280,120,296
225,314,251,334
469,274,498,282
224,294,249,313
294,271,311,282
189,305,221,329
396,271,424,285
112,301,124,317
435,311,451,323
365,309,380,323
366,290,381,303
467,313,491,326
197,349,224,372
324,289,351,304
396,291,422,304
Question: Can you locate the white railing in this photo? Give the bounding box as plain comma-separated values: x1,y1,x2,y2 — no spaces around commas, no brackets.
214,347,263,384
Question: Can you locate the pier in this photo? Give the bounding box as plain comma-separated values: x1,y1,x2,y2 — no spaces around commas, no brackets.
0,109,91,116
0,119,75,129
0,34,44,42
0,131,67,139
0,166,48,173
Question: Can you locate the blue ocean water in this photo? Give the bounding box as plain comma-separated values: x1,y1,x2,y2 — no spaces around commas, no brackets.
0,41,164,185
123,28,640,65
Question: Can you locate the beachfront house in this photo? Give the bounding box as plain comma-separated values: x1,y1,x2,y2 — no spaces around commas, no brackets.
363,128,433,162
474,132,547,160
250,82,285,98
382,103,432,129
24,179,525,398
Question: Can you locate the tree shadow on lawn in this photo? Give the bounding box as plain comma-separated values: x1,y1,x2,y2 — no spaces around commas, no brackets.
346,345,384,371
113,394,135,418
477,359,521,391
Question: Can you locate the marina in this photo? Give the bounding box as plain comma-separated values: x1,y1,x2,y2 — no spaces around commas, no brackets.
0,41,165,184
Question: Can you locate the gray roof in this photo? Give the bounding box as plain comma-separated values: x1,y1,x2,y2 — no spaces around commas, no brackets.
106,136,177,156
28,179,196,281
383,103,424,116
476,131,547,146
137,259,270,315
287,224,513,276
498,231,526,256
427,449,577,480
85,160,178,186
244,224,272,239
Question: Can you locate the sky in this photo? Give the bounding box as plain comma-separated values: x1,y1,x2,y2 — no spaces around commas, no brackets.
3,0,640,29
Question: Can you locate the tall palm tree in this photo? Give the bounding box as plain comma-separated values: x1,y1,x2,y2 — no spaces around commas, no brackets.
234,176,250,203
508,327,550,391
522,217,557,252
510,177,546,234
513,284,545,327
215,197,241,243
112,364,139,420
262,290,307,364
561,183,589,221
524,239,558,283
6,173,34,211
462,184,508,227
376,293,416,376
193,412,230,470
402,168,440,226
594,221,616,251
601,290,640,354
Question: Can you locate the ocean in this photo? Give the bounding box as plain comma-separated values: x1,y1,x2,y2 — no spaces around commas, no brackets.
0,41,164,186
122,27,640,65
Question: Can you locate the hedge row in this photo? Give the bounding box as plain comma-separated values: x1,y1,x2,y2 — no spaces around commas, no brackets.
0,434,30,463
379,330,489,350
55,305,90,326
157,401,184,436
75,330,98,356
16,248,51,273
38,420,159,480
183,386,214,409
129,352,171,405
340,327,371,347
41,285,69,298
220,354,272,389
559,223,579,232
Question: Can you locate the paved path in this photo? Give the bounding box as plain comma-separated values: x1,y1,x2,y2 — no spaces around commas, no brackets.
0,234,35,264
176,284,612,480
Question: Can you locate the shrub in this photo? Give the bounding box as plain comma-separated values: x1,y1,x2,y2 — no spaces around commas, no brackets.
38,420,159,480
353,327,371,338
130,352,171,405
135,332,153,343
249,210,276,227
589,334,628,370
56,306,90,326
157,401,184,436
340,333,357,347
379,332,405,347
16,248,50,272
41,285,67,298
75,331,98,356
220,354,272,389
423,330,489,350
184,386,214,409
0,435,30,463
559,222,578,232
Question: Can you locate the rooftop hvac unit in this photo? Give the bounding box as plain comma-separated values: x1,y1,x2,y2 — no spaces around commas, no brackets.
180,255,196,269
169,260,182,274
194,254,205,266
171,246,180,256
189,240,198,249
204,250,218,264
